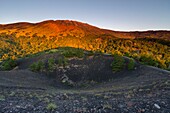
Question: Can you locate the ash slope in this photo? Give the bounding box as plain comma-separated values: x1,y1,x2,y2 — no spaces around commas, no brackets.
0,52,170,113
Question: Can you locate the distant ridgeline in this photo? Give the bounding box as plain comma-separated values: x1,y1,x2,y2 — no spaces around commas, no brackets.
0,32,170,70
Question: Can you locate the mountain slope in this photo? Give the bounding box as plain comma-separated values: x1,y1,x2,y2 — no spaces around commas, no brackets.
0,20,170,70
0,20,170,39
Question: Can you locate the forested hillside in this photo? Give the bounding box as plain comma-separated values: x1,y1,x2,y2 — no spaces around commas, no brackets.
0,20,170,70
0,32,170,70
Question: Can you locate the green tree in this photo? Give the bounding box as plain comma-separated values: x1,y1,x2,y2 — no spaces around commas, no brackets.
111,54,125,72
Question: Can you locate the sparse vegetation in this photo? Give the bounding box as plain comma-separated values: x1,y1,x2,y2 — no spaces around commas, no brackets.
0,95,5,101
103,104,112,109
46,103,57,111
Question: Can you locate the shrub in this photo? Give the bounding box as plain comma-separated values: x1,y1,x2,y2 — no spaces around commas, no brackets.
1,59,17,70
128,59,135,70
29,61,45,72
46,103,57,111
29,63,37,71
111,54,125,72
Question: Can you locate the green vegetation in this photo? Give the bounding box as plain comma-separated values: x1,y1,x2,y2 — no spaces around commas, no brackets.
128,59,135,70
0,95,5,101
0,33,169,70
0,59,17,70
60,47,84,58
29,57,69,73
46,103,57,111
139,55,159,67
58,57,68,67
111,56,136,71
47,58,56,72
111,54,125,72
29,61,45,72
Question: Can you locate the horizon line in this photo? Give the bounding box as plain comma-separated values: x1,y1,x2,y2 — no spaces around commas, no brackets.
0,19,170,32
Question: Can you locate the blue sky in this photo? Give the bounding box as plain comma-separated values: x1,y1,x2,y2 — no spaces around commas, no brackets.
0,0,170,31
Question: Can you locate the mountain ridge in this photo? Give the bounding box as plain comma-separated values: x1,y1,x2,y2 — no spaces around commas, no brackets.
1,20,170,32
0,20,170,39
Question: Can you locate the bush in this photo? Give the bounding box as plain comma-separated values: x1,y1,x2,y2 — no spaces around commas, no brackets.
128,59,135,70
29,63,37,71
111,54,125,72
29,61,45,72
46,103,57,111
1,59,17,70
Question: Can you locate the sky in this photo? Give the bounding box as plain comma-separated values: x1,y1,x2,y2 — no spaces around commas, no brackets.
0,0,170,31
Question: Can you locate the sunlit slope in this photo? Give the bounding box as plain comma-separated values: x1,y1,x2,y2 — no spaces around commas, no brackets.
0,20,170,70
0,20,170,39
0,20,103,38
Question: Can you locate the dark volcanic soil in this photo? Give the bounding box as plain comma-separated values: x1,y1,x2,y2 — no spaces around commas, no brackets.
0,53,170,113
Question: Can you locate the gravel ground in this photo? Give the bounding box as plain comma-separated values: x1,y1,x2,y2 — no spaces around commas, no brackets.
0,54,170,113
0,72,170,113
0,82,170,113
